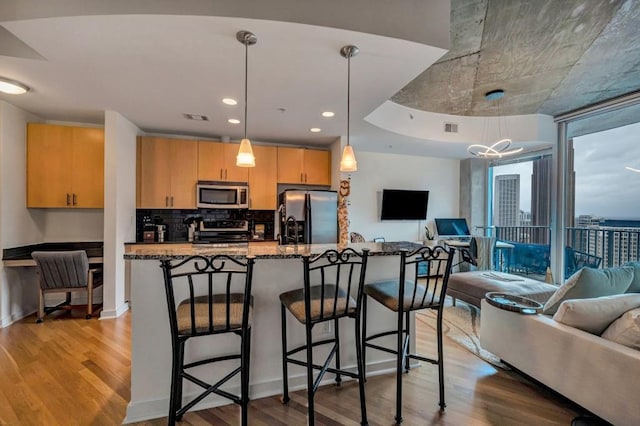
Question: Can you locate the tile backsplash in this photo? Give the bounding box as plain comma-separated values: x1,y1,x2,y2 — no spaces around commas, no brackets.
136,209,275,242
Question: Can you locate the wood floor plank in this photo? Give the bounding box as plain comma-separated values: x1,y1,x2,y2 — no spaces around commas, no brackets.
0,309,585,425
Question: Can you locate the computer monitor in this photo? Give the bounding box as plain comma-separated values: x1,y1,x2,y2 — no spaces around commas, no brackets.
434,218,471,238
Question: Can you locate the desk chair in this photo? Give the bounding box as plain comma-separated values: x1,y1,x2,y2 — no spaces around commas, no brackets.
160,255,255,425
31,250,103,322
362,245,455,424
280,248,369,425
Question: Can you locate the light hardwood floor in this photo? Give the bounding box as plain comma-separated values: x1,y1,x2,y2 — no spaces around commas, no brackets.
0,308,583,425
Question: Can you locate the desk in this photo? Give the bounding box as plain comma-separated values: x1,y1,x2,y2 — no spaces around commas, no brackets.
440,239,514,271
2,242,104,267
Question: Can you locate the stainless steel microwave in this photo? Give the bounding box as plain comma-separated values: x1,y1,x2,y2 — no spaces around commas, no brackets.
197,183,249,209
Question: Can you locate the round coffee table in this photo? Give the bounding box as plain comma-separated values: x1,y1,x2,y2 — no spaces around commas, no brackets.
485,292,543,314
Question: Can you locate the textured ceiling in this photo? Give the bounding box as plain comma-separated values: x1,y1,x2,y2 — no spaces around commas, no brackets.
393,0,640,117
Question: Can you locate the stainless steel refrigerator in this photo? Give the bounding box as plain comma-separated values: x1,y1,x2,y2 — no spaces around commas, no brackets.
278,189,338,244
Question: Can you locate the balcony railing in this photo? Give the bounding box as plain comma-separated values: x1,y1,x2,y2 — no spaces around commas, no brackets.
495,226,640,269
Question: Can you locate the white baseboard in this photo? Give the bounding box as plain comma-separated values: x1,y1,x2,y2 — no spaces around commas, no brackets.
99,302,130,319
0,307,38,328
123,358,401,423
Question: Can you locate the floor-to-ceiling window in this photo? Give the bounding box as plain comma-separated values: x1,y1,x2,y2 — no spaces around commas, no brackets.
558,98,640,279
488,152,553,278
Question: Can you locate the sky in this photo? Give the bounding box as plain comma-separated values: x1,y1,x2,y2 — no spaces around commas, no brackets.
492,121,640,219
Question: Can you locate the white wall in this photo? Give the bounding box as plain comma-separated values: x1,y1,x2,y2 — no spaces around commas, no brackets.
101,110,138,319
0,101,44,326
42,210,104,242
347,150,459,242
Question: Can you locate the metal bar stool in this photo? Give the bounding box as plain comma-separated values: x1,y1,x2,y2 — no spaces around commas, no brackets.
160,254,255,425
361,245,455,424
280,248,370,425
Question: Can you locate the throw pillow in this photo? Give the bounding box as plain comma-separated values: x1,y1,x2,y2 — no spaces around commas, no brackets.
623,261,640,293
552,293,640,335
543,266,634,315
601,307,640,350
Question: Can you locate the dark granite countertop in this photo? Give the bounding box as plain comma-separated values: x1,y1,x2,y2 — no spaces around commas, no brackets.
3,241,103,264
124,241,422,260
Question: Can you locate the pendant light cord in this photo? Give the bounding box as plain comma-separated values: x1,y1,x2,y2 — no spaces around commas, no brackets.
347,53,351,147
244,38,249,140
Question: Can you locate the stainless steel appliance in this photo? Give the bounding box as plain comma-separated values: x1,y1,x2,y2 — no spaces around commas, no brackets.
278,190,338,244
194,219,250,245
196,182,249,209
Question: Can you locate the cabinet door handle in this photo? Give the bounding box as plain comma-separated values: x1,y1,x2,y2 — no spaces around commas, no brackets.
72,193,77,206
225,169,228,180
170,196,174,207
165,196,169,207
300,173,304,183
66,193,70,206
220,169,223,179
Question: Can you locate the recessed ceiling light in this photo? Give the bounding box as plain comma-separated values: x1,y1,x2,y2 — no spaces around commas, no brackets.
310,128,321,133
0,77,30,95
228,118,241,124
322,111,335,118
183,113,208,121
222,98,237,105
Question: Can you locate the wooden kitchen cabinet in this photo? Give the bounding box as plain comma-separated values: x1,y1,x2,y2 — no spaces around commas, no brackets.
248,145,277,210
27,123,104,208
138,137,198,208
198,141,249,182
277,147,331,185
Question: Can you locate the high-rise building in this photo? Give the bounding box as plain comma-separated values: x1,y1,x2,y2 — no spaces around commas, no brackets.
531,156,551,226
494,174,520,226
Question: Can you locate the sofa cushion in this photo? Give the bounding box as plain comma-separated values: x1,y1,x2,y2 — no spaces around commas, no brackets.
552,293,640,335
624,261,640,293
601,307,640,350
543,266,634,315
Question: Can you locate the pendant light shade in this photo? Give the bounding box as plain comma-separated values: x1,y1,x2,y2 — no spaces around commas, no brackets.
340,144,357,172
236,30,257,167
340,45,359,173
237,138,255,167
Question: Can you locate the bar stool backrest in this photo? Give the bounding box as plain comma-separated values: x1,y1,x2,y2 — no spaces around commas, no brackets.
399,245,455,312
161,255,255,338
303,248,369,324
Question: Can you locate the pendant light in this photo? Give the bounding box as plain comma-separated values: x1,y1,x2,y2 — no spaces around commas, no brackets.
339,45,359,172
236,30,257,167
467,89,523,158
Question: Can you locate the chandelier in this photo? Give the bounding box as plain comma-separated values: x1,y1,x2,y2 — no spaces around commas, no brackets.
467,89,523,159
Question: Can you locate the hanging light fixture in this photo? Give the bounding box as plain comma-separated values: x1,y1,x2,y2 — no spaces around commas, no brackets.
467,89,523,159
236,30,257,167
339,45,359,172
0,77,30,95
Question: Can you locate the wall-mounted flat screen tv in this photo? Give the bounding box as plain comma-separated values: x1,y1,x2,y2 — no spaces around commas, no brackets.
380,189,429,220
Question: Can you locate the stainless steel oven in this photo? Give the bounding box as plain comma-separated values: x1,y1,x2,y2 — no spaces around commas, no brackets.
196,182,249,209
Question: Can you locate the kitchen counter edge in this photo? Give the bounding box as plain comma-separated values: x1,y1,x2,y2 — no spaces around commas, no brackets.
124,241,423,260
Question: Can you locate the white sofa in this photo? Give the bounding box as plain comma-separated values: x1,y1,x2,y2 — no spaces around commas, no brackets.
480,300,640,426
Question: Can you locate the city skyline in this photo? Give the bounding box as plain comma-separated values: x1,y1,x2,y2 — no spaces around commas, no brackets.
493,120,640,220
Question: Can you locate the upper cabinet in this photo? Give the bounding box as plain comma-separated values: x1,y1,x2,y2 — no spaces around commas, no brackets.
138,136,198,208
198,141,249,182
277,147,331,185
248,145,278,210
27,123,104,208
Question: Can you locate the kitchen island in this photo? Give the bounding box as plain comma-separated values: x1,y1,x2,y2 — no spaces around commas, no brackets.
123,241,421,423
